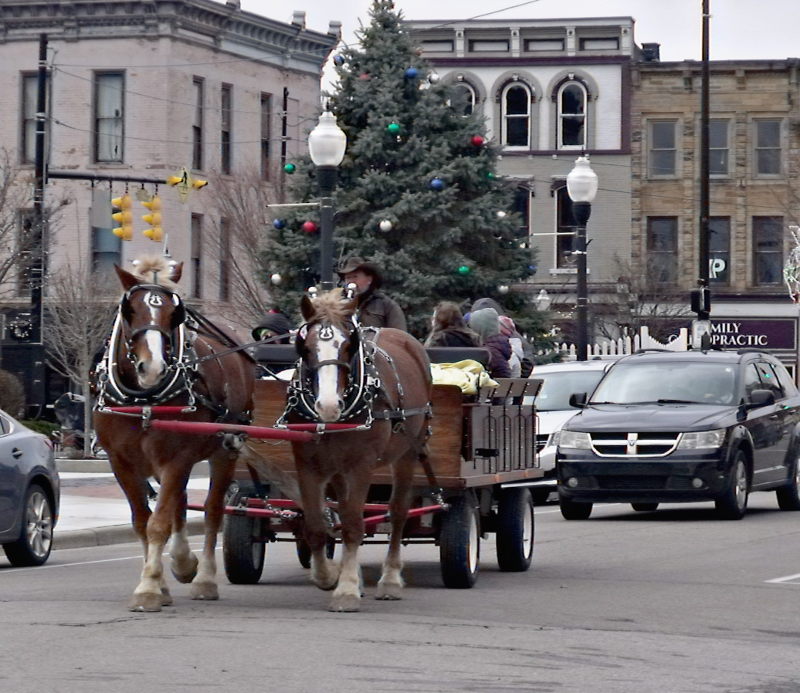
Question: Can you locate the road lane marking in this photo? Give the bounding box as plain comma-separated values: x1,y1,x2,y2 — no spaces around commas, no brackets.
766,572,800,585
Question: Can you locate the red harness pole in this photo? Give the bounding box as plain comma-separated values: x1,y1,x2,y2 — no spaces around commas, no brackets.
149,419,315,442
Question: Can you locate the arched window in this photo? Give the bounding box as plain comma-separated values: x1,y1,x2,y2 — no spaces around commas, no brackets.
451,83,476,116
557,82,587,149
502,83,532,148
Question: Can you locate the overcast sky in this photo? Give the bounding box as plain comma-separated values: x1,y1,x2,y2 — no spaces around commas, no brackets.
239,0,799,62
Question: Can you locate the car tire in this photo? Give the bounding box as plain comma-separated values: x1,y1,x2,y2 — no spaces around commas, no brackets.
559,495,593,520
440,495,480,589
715,450,749,520
222,512,266,584
495,488,535,572
3,484,54,567
631,503,659,512
776,457,800,511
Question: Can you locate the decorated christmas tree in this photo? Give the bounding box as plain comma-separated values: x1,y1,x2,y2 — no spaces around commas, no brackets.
266,0,545,339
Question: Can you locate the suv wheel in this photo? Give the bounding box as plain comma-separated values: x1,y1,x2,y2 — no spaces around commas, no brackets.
776,456,800,511
715,450,749,520
559,495,593,520
3,484,54,567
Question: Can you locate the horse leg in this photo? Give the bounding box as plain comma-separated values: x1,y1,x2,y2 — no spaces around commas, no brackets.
297,467,340,591
329,474,371,613
189,451,236,601
130,466,189,612
376,451,416,601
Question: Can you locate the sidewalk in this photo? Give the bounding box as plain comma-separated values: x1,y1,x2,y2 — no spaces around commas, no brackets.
54,458,211,550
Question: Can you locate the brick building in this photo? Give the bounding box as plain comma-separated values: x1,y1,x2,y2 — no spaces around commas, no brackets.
0,0,338,406
632,57,800,369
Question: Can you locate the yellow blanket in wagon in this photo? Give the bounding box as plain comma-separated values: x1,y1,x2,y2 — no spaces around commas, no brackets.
430,360,498,395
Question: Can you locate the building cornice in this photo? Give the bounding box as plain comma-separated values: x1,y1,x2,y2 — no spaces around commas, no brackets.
0,0,339,71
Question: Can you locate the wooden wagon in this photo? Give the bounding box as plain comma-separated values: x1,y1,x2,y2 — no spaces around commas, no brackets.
215,345,544,589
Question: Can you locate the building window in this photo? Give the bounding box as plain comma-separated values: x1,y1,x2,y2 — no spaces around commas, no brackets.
502,83,531,148
555,186,576,269
16,210,36,296
708,217,730,285
21,74,48,165
221,84,232,174
94,73,124,162
470,40,509,52
647,217,678,284
753,216,783,285
580,38,619,51
709,120,729,177
648,121,677,177
512,186,531,240
219,217,230,301
260,93,271,180
191,214,203,299
451,83,476,117
557,82,587,149
754,120,781,175
192,78,204,171
526,39,564,52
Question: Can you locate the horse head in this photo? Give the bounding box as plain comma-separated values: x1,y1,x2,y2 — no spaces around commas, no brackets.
297,289,360,422
115,259,185,389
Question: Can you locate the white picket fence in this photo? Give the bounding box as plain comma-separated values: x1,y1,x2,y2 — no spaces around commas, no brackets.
553,326,689,361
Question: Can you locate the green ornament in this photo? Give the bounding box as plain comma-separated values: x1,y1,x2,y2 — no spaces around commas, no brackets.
486,171,496,180
387,122,401,135
284,163,296,174
457,265,471,275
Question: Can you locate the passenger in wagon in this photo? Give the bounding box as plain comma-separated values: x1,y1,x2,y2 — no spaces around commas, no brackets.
424,301,480,348
336,256,407,331
252,310,294,344
468,307,512,379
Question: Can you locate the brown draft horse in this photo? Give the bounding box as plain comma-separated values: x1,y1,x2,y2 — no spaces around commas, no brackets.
93,257,254,612
289,289,432,611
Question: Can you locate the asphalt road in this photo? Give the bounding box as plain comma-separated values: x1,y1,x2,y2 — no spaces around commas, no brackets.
2,493,800,693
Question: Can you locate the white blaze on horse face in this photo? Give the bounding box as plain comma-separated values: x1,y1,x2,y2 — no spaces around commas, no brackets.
135,292,168,388
313,324,347,422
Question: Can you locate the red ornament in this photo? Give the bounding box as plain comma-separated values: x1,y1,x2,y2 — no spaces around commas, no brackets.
359,72,370,81
302,221,318,233
471,135,485,147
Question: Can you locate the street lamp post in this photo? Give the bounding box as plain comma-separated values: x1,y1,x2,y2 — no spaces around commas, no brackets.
566,155,598,361
307,110,347,291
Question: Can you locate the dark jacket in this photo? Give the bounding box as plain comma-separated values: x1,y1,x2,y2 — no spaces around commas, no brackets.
425,328,481,348
357,291,407,331
482,334,512,379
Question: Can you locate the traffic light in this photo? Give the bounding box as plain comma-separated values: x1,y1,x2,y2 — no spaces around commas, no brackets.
141,195,163,241
165,175,184,187
690,287,711,320
111,194,134,240
192,178,208,189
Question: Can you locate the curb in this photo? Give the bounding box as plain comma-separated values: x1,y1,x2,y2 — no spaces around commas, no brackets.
53,516,208,551
56,458,112,473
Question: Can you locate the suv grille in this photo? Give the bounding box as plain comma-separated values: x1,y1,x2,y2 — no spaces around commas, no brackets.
590,432,680,457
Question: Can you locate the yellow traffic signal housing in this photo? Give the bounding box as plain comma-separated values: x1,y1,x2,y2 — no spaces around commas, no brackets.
165,175,183,187
191,178,208,189
141,195,163,242
111,194,134,241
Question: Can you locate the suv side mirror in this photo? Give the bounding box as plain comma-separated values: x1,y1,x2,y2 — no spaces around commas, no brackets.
747,389,776,409
569,392,588,408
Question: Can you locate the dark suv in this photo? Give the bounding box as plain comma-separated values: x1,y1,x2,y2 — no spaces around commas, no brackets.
555,349,800,520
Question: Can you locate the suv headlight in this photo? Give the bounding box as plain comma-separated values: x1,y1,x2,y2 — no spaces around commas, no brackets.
558,430,592,450
677,428,727,450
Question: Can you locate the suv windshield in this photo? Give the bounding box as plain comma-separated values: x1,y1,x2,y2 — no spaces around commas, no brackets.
536,370,607,411
590,361,738,405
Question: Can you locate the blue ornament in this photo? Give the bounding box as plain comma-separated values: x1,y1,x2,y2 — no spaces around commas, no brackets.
527,264,537,273
405,67,418,79
429,177,445,191
333,55,345,66
273,219,286,229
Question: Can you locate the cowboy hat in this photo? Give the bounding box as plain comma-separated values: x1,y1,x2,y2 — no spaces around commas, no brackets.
336,256,383,288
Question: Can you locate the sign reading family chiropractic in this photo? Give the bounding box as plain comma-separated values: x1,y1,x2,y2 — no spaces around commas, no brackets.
708,318,797,351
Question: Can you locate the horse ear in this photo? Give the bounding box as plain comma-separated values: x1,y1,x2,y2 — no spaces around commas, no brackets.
300,294,316,321
169,262,183,283
115,264,140,291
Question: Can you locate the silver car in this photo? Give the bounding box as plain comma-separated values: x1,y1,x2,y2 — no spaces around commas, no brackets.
0,410,60,567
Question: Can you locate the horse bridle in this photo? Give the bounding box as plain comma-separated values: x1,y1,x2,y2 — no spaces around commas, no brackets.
120,284,187,343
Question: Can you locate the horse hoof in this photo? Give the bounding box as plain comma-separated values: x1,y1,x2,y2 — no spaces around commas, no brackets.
190,582,219,601
128,593,163,612
375,584,403,600
161,588,174,607
328,594,360,612
171,561,198,584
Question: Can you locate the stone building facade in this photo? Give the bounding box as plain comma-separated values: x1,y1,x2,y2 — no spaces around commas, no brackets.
407,17,640,343
632,58,800,368
0,0,338,405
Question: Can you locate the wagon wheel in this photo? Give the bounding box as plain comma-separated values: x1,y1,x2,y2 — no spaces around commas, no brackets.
495,487,535,572
222,499,266,584
439,494,480,589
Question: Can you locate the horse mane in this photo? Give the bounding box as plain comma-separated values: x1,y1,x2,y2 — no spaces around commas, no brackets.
308,289,354,330
132,255,180,292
